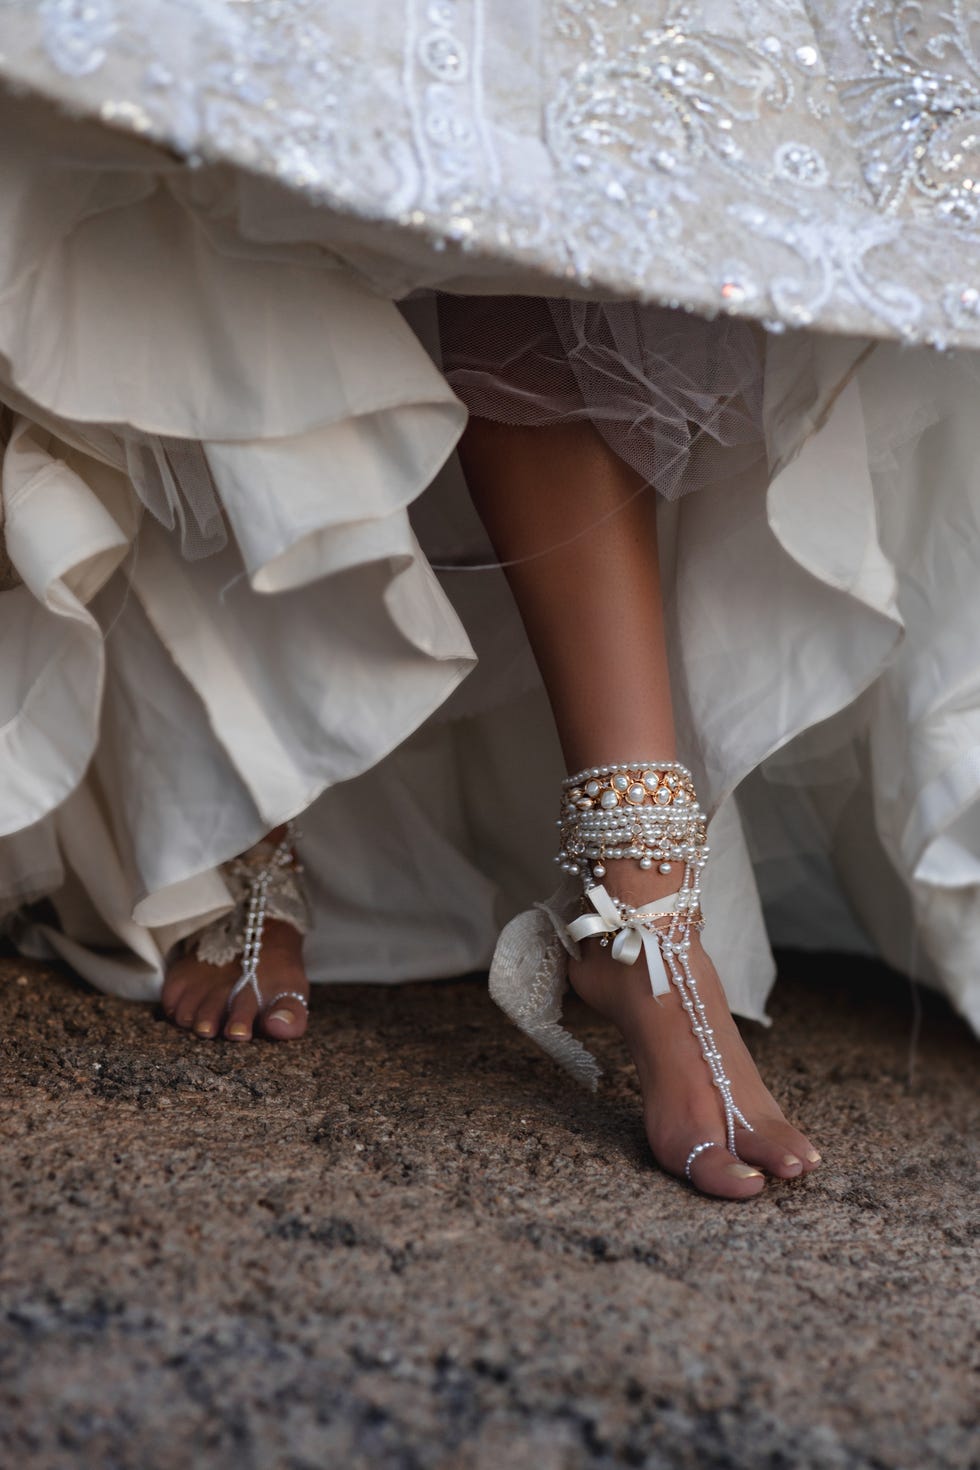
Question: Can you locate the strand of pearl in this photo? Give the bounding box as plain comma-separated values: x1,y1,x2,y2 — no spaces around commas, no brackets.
226,825,296,1008
660,930,752,1155
558,807,707,877
562,759,693,787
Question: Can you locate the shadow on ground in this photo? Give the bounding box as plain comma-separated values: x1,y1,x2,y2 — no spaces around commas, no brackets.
0,954,975,1469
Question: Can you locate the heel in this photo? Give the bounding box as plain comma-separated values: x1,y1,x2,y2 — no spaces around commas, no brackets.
489,888,601,1091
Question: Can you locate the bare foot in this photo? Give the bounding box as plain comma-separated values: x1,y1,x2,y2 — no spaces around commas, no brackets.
162,917,309,1042
568,866,820,1200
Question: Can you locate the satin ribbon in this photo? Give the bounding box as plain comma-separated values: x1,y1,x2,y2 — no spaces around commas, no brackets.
566,884,678,996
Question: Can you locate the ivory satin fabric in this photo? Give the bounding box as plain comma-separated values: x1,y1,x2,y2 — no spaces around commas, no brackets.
1,8,979,1034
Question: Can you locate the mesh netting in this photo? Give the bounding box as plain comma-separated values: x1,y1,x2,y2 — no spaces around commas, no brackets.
120,431,227,560
438,295,767,500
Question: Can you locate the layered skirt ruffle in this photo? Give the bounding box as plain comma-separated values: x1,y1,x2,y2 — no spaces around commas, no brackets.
1,92,979,1034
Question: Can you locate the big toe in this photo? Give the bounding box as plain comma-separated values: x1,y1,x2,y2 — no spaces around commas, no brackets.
685,1143,767,1200
260,994,309,1040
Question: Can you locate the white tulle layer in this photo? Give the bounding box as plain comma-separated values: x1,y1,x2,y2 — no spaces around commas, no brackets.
437,294,766,501
0,100,979,1035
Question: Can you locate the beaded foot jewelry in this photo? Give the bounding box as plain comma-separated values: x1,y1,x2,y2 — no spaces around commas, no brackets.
193,823,312,1024
489,760,753,1175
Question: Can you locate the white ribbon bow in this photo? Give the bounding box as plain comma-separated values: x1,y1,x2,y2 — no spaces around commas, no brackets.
566,885,676,996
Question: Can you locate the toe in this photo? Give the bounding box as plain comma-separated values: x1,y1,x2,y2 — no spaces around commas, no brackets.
260,996,309,1041
192,985,228,1041
223,983,259,1042
161,956,195,1019
735,1125,806,1180
687,1144,766,1201
737,1120,820,1177
785,1125,822,1171
173,975,211,1031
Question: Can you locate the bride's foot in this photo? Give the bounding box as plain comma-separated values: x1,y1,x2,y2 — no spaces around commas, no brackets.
162,917,310,1042
569,867,820,1200
161,825,312,1042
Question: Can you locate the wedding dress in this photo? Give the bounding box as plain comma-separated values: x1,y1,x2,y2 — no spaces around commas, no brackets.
1,2,979,1034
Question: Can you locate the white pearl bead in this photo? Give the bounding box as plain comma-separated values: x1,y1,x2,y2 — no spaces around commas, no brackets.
640,857,653,870
659,862,673,874
593,863,606,878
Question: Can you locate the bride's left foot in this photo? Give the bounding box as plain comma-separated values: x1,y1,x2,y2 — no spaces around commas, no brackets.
161,825,311,1042
162,917,310,1041
557,764,819,1199
569,888,820,1198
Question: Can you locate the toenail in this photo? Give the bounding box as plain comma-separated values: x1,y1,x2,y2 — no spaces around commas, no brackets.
727,1164,763,1179
806,1149,822,1163
195,1024,214,1037
783,1153,801,1167
268,1009,295,1024
227,1024,250,1038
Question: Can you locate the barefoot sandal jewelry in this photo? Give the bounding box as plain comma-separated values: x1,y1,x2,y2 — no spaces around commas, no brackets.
489,760,752,1174
193,823,312,1020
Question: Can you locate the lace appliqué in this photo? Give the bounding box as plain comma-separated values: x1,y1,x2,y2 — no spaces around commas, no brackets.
194,839,311,967
5,1,980,347
843,1,980,225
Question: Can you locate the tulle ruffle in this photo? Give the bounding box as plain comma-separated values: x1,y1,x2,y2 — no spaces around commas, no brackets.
438,295,766,500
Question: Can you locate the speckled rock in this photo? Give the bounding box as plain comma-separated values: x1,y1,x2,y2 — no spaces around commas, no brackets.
0,955,976,1470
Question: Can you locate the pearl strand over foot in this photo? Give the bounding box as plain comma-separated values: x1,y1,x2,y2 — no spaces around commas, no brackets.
224,823,309,1017
559,760,752,1176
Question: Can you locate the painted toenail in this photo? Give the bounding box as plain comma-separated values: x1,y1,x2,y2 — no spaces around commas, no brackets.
783,1154,801,1167
195,1024,214,1037
728,1164,763,1179
806,1149,822,1163
268,1009,294,1024
227,1024,250,1038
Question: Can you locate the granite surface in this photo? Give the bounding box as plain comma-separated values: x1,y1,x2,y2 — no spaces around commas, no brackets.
0,954,976,1470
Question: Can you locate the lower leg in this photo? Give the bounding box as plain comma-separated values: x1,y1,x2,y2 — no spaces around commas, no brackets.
458,416,820,1197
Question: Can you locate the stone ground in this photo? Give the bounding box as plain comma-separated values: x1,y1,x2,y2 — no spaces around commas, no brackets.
0,953,976,1470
